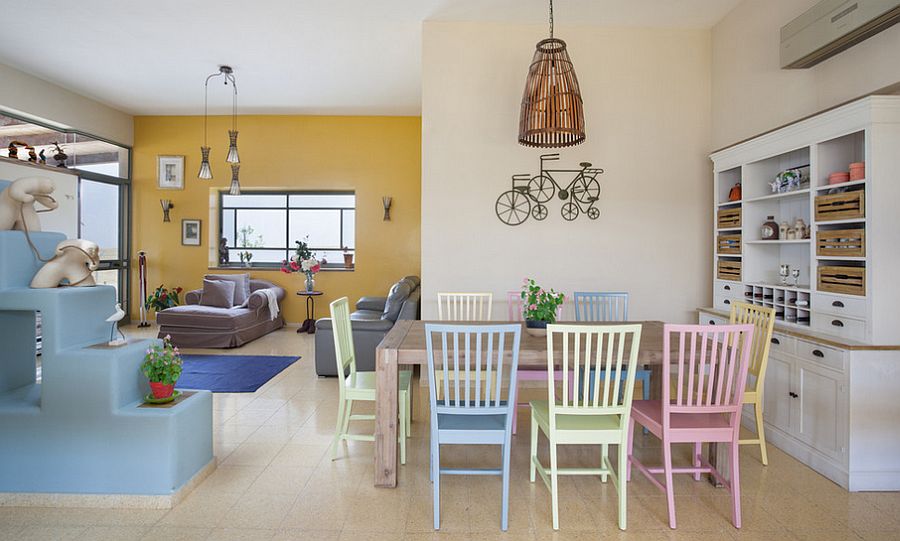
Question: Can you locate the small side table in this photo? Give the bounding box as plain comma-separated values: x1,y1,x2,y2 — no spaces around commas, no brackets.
296,291,324,334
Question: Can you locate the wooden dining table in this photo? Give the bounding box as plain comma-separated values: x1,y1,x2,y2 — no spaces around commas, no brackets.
373,319,684,488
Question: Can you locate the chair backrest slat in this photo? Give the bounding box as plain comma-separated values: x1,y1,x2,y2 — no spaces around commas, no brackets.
662,324,754,425
438,293,493,321
546,324,643,426
425,323,521,416
729,302,776,391
329,298,356,396
573,292,629,322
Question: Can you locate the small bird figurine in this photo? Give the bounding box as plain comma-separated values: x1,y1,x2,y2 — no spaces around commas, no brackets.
106,303,127,346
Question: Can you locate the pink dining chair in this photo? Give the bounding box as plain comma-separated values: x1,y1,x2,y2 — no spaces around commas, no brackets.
508,290,565,434
627,323,754,529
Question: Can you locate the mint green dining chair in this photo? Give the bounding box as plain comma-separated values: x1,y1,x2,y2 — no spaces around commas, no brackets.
329,297,412,463
530,323,643,531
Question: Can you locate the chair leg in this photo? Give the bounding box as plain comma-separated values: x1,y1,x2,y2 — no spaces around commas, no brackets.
530,411,538,483
432,439,441,530
330,397,346,460
730,440,742,528
626,417,635,482
501,442,511,531
640,372,650,435
399,392,407,466
692,442,702,482
618,438,628,531
601,444,609,483
662,439,677,529
550,440,560,531
340,398,353,437
755,402,768,466
512,387,519,435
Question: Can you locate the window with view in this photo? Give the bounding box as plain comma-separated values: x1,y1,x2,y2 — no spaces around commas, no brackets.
219,191,355,268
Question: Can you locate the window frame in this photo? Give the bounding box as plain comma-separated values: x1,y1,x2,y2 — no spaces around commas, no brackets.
218,189,356,269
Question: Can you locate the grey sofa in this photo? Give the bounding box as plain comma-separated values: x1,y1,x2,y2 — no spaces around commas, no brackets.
315,275,420,376
157,279,286,348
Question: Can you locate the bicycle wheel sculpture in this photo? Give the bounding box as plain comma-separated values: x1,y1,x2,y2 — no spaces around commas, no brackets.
495,154,604,226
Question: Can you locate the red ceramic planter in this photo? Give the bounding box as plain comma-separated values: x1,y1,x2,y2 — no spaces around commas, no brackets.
149,381,175,399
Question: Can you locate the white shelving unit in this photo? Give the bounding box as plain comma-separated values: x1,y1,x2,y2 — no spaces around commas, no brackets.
704,96,900,492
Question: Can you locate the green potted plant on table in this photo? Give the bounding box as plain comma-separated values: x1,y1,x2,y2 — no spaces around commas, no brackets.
145,284,183,314
521,278,565,337
141,335,183,401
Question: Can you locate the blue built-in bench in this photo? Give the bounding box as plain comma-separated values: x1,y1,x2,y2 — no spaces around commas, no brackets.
0,229,213,501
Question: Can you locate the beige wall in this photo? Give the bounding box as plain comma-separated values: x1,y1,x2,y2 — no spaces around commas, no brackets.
422,21,712,323
712,0,900,148
0,62,133,145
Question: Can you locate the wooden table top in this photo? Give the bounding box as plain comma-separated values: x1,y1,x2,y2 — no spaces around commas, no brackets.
380,320,669,369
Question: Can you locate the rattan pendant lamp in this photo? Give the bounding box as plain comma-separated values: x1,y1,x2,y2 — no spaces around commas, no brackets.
518,0,585,148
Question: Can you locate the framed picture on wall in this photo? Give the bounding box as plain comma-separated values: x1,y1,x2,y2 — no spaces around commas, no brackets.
157,155,185,190
182,219,201,246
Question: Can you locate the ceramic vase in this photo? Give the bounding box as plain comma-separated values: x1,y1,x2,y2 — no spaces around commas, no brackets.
149,381,175,399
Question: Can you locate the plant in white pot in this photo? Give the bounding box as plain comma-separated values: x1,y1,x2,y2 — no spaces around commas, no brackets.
521,278,565,337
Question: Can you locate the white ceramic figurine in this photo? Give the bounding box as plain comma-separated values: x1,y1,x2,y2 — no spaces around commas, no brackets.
0,176,57,231
30,239,100,288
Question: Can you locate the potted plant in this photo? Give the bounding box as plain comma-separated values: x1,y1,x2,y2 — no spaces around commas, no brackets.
342,246,354,269
236,225,263,267
521,278,565,337
145,284,183,314
141,334,183,399
281,237,322,292
239,251,253,267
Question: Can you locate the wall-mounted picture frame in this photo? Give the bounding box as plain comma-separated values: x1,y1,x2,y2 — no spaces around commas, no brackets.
182,219,201,246
158,155,185,190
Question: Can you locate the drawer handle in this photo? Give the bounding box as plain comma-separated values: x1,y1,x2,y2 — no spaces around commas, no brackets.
724,299,731,305
812,349,825,358
832,300,845,308
709,320,716,325
832,320,844,328
789,392,798,398
771,337,780,345
724,285,731,291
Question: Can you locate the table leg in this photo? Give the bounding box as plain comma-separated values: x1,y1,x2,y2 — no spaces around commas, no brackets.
307,296,316,334
375,345,399,488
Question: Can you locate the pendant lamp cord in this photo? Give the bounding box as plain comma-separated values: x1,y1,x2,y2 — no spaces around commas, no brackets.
203,67,238,140
549,0,554,38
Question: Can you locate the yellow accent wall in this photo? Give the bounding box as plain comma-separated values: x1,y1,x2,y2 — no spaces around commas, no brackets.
132,115,421,323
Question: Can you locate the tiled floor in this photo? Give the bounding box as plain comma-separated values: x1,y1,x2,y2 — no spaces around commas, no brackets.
2,325,899,540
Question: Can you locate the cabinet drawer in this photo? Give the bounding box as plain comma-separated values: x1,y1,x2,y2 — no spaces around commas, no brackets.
699,311,728,326
714,280,740,299
813,292,867,319
812,312,868,342
768,332,796,357
797,339,846,373
714,294,736,312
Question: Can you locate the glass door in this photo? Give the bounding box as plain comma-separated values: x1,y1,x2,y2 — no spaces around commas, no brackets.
79,176,131,319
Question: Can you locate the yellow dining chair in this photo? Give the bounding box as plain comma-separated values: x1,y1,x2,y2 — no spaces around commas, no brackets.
329,297,412,463
530,323,643,530
730,301,776,465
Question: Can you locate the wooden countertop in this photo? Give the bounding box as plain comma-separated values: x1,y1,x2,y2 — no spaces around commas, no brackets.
697,307,900,351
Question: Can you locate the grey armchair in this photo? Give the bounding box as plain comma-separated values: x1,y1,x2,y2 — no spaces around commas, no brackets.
315,276,420,376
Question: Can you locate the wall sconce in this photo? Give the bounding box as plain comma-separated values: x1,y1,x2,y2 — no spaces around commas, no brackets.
160,199,174,222
382,196,392,221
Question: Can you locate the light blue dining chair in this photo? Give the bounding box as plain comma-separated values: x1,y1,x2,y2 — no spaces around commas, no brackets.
425,323,521,531
573,292,651,402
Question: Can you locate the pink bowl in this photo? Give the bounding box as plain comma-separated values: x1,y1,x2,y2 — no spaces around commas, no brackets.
849,162,865,181
829,172,850,185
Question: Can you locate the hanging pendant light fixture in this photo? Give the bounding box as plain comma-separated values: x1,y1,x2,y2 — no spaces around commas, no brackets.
198,65,240,180
229,163,241,196
518,0,585,148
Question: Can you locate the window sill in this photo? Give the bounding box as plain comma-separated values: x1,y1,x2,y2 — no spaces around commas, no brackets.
207,266,355,272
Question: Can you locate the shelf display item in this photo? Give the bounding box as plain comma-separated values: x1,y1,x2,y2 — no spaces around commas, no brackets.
728,182,742,201
30,239,100,288
780,264,790,285
771,166,808,193
761,215,779,240
0,176,57,232
849,162,865,181
829,171,850,185
779,221,789,239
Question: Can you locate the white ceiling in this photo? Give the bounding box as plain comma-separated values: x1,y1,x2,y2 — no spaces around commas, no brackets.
0,0,740,116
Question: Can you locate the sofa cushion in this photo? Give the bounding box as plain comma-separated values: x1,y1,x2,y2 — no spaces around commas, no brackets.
206,273,251,306
156,304,260,331
382,281,411,322
351,309,385,321
200,279,235,308
402,275,421,288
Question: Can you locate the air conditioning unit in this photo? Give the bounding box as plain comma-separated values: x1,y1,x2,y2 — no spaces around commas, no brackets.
781,0,900,69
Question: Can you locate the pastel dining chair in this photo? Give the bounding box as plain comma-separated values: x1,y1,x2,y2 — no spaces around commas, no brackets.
530,323,644,531
437,292,493,321
425,323,521,531
329,297,412,464
573,292,651,403
507,290,565,435
730,302,776,465
627,323,754,529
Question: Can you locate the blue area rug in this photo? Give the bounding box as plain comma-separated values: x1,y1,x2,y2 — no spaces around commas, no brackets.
177,355,300,393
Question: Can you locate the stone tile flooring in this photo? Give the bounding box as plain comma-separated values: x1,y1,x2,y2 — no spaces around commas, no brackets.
2,325,899,540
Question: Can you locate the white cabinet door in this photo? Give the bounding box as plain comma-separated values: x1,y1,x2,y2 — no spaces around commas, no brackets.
795,360,845,460
763,355,794,434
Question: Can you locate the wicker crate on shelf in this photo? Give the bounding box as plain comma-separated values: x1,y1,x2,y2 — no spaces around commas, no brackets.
815,191,865,221
717,259,742,281
817,265,866,296
817,229,866,257
717,208,741,229
716,234,742,254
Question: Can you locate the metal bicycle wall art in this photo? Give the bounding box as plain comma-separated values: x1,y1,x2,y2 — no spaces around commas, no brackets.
495,153,603,226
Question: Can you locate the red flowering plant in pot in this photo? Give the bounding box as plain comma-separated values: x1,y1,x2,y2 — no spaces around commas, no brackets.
141,335,183,399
